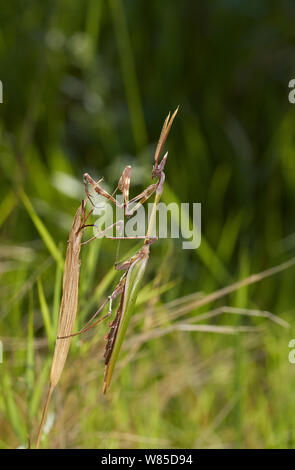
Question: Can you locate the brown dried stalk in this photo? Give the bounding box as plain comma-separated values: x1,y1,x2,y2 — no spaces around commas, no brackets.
35,200,88,448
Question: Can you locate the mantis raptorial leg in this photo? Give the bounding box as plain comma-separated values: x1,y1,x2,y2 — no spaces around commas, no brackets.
83,171,158,217
83,107,178,218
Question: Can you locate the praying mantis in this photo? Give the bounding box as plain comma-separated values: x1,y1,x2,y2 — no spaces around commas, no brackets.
36,109,177,446
58,107,178,394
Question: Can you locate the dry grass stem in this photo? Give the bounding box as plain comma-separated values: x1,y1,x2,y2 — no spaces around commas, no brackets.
35,200,87,448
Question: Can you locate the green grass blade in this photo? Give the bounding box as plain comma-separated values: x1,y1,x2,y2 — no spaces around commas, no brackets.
137,279,176,305
1,370,27,442
37,278,53,349
29,358,51,420
0,191,17,230
19,190,64,269
26,290,35,394
164,184,230,284
108,0,147,151
86,0,103,48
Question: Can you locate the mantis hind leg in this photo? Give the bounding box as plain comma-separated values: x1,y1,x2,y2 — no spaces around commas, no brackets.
57,280,124,339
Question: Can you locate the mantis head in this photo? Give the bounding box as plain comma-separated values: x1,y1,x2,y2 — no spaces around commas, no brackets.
152,151,168,180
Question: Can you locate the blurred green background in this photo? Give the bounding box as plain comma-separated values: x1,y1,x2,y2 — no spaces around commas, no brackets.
1,0,295,449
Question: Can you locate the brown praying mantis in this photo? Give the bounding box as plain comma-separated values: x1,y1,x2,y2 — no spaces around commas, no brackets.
36,108,177,448
58,107,178,394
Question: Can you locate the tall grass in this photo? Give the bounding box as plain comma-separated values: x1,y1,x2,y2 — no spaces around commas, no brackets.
1,0,295,449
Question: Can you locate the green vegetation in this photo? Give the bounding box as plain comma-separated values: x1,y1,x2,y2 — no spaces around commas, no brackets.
1,0,295,449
